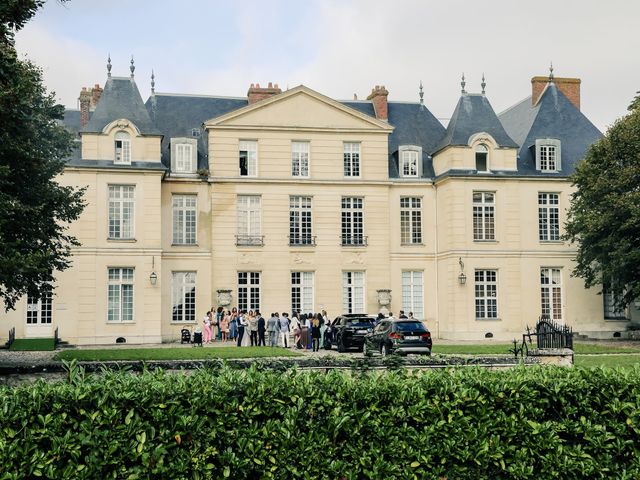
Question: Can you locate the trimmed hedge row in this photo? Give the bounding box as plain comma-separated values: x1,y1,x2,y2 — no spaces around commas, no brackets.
1,363,640,479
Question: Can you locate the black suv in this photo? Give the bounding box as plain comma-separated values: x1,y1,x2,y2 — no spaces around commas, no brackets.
326,314,376,352
364,319,432,356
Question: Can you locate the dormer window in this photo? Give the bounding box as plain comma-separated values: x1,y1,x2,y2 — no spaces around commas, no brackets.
399,145,422,177
536,139,562,172
475,144,489,172
114,131,131,165
170,137,198,174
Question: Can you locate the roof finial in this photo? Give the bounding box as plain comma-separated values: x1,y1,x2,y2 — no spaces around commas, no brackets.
151,69,155,94
549,61,554,82
419,80,424,106
130,55,135,78
481,73,486,95
461,73,466,94
107,54,112,77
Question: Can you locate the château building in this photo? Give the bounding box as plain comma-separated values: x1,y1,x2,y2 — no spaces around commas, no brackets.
3,60,638,345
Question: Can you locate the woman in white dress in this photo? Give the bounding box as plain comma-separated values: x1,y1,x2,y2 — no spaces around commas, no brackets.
241,310,251,347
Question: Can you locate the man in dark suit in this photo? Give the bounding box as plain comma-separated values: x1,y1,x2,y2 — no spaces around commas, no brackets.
257,311,266,346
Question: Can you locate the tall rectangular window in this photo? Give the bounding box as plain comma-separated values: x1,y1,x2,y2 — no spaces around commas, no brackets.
475,270,498,319
114,131,131,165
603,281,628,320
26,292,53,324
172,195,197,245
540,268,562,321
400,197,422,244
473,192,495,241
343,271,365,314
291,141,310,177
341,197,365,245
402,271,424,320
172,272,196,322
289,196,313,245
238,272,260,311
538,193,560,241
108,185,135,239
343,142,360,177
108,268,134,322
291,271,314,314
175,143,194,173
237,195,262,245
539,145,557,171
239,140,257,177
401,150,419,177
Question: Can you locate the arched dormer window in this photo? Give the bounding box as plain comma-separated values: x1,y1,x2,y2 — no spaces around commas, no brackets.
114,131,131,165
475,144,489,172
399,145,423,177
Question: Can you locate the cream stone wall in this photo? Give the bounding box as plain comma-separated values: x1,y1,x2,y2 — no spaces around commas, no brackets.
81,120,162,162
432,139,517,176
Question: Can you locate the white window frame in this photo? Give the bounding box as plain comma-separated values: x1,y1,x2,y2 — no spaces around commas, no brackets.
291,271,314,314
291,141,310,178
238,271,261,311
108,185,135,239
289,196,313,245
175,143,195,173
114,131,131,165
172,272,196,323
535,138,562,172
26,292,53,325
343,142,361,177
400,197,422,245
538,193,560,242
603,281,628,320
237,195,262,244
172,194,197,245
107,267,134,322
399,145,422,177
475,144,489,172
343,271,365,314
341,197,365,246
473,191,495,241
402,271,424,320
475,270,498,319
540,267,563,322
239,140,258,177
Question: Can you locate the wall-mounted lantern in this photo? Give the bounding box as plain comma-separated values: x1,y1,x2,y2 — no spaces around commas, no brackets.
458,257,467,285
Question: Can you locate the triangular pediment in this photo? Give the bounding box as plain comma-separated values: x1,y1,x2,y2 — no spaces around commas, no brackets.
204,85,393,133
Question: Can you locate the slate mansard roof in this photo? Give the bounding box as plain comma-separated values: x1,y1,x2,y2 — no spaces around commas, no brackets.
499,82,602,176
63,75,602,179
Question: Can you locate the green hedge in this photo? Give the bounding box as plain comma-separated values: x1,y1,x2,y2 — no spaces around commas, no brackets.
1,364,639,479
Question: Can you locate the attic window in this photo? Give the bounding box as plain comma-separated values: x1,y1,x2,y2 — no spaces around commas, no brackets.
398,145,422,177
535,139,561,172
114,131,131,165
475,144,488,172
191,128,201,137
170,137,197,174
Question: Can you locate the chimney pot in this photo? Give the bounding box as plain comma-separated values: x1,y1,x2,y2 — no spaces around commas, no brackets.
366,84,389,121
247,81,283,104
531,76,581,110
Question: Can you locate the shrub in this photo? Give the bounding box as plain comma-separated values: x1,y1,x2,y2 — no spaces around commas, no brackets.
1,364,639,479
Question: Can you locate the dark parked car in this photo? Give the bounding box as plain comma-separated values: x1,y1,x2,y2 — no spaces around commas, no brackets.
327,314,376,352
364,320,432,356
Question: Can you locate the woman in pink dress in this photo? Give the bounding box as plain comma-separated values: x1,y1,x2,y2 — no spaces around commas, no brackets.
220,313,229,341
203,311,213,344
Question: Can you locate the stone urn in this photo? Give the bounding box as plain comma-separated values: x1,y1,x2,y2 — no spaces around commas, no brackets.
216,289,232,307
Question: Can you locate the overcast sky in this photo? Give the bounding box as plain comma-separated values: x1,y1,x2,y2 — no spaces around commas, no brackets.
15,0,640,132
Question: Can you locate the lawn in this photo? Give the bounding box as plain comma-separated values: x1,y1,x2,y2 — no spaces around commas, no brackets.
434,342,640,355
574,355,640,369
9,338,56,351
54,346,301,362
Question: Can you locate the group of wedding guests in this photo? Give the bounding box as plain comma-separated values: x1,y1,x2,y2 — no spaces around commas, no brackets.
200,308,331,351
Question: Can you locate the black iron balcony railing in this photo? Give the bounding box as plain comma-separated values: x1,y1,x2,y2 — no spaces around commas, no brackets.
288,235,316,246
341,235,368,247
235,235,264,247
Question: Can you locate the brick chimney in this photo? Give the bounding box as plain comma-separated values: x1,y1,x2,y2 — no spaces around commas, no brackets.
91,84,103,108
532,76,581,110
367,85,389,121
247,82,282,104
79,87,92,127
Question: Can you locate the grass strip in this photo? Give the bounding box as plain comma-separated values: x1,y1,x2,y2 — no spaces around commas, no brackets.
9,338,56,351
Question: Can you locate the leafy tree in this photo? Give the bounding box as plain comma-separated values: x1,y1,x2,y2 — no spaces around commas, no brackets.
565,93,640,308
0,0,85,310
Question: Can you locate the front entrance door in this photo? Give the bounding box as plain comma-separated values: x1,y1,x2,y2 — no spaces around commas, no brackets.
25,293,53,338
